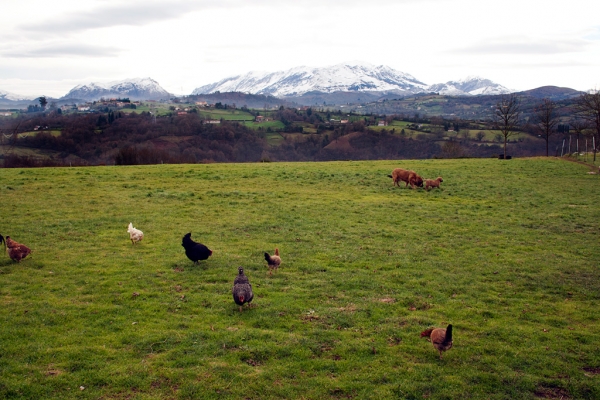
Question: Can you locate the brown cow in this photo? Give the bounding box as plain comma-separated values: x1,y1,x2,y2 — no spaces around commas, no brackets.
387,168,423,189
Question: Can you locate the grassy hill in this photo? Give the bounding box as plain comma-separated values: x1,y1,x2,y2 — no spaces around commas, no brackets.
1,158,599,399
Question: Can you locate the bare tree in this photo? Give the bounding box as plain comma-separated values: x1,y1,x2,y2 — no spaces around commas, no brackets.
494,93,521,159
533,98,560,156
569,118,590,154
573,90,600,161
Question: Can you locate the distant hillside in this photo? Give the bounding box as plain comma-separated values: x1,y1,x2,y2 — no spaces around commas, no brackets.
186,92,294,109
285,91,385,106
61,78,171,101
517,86,583,100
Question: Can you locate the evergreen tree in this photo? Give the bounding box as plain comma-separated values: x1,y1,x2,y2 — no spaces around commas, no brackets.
38,96,48,110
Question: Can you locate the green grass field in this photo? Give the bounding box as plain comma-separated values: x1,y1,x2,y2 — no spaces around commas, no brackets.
0,145,62,159
199,109,255,121
1,158,599,399
243,120,286,132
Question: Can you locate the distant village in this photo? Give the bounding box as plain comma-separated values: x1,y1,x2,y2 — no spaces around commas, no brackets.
2,97,388,127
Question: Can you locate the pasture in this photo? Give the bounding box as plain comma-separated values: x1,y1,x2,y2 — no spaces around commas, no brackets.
197,109,255,122
0,158,599,399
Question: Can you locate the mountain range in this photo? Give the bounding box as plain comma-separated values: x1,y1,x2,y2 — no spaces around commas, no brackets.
191,62,512,97
192,62,431,97
0,62,584,107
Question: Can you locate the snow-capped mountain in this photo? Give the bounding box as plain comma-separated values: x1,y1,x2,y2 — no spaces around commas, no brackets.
0,89,34,102
192,62,429,97
426,76,511,96
62,78,170,101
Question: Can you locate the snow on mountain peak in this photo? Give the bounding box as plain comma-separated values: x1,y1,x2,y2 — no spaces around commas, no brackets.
0,89,35,101
62,77,170,100
191,62,510,98
426,76,511,96
192,62,428,97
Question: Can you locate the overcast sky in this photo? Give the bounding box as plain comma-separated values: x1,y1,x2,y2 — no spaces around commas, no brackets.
1,0,599,98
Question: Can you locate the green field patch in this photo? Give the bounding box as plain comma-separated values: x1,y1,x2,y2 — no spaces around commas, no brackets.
0,145,63,159
0,159,599,399
465,129,537,143
244,120,286,131
198,109,255,121
15,130,62,137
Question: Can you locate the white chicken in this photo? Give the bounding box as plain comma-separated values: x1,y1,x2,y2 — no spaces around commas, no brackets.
127,222,144,245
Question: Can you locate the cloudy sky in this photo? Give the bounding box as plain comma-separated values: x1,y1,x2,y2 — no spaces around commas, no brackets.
1,0,599,98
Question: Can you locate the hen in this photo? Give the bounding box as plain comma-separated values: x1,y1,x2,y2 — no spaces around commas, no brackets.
181,233,212,264
127,222,144,245
264,248,281,275
0,234,32,262
232,267,254,312
421,324,453,359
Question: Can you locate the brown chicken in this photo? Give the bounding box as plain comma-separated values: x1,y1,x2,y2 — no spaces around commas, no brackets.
0,234,32,262
420,324,453,359
264,248,281,275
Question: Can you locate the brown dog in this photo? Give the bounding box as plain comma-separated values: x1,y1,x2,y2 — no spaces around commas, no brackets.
425,177,443,190
388,168,424,189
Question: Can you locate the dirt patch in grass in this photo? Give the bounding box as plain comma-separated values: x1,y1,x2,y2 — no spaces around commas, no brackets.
243,358,260,367
583,366,600,375
378,297,395,303
534,385,571,399
45,368,63,376
337,304,357,312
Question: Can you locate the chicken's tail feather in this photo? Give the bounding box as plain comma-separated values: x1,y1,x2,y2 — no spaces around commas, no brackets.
387,174,393,178
264,252,271,263
443,324,453,345
0,234,5,251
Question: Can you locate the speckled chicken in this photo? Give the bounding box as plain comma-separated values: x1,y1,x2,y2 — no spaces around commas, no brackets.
264,248,281,275
127,222,144,245
421,324,453,359
0,234,32,262
232,267,253,312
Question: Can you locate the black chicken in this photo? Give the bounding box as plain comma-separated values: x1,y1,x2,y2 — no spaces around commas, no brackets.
181,233,212,264
232,267,253,312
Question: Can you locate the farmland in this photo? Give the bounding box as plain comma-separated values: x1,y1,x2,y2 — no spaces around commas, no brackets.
4,91,593,166
1,158,599,399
